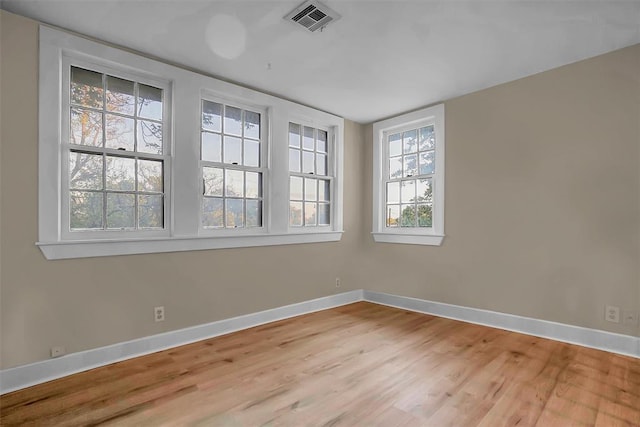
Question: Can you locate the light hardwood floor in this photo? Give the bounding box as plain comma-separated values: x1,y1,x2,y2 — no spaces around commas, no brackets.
1,302,639,426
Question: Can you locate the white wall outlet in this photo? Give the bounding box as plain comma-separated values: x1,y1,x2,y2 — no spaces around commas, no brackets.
335,277,341,288
605,305,620,323
622,310,638,326
50,346,65,358
154,306,165,322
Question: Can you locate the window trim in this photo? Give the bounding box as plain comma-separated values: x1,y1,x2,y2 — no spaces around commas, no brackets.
372,104,445,246
38,25,344,260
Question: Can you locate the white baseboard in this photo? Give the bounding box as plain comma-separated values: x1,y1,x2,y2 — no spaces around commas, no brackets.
2,289,637,395
363,290,640,359
0,290,364,395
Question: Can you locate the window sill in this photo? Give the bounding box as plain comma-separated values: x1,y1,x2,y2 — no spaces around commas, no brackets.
371,232,444,246
37,231,344,260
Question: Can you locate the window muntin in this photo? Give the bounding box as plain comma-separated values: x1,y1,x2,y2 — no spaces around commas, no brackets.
200,100,264,229
385,125,435,228
67,66,165,232
288,123,331,227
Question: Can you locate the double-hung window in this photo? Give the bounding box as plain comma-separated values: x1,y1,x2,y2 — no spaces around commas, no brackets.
288,123,332,228
63,63,170,240
372,104,445,245
200,99,265,230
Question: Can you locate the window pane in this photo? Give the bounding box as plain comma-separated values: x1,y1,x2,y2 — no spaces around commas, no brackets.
417,178,432,203
138,159,163,192
418,204,433,227
400,204,416,227
304,202,317,226
317,130,327,153
289,148,301,172
225,169,244,197
69,152,103,190
246,200,262,227
106,156,135,191
202,132,222,163
403,129,417,154
305,178,317,201
289,123,301,147
203,167,223,196
105,114,135,151
224,106,242,136
138,195,163,228
225,199,244,228
316,153,327,176
386,181,400,204
290,176,303,200
404,154,417,177
389,133,402,157
318,203,330,225
223,136,242,164
386,204,400,228
71,67,103,109
70,191,103,230
389,156,402,179
137,120,162,154
419,151,435,175
244,110,260,140
289,201,303,226
246,171,261,199
202,100,222,132
244,139,260,167
318,179,330,202
303,126,314,150
202,197,223,228
303,151,315,174
106,193,135,229
106,76,135,115
70,108,103,147
401,180,416,203
137,84,162,121
419,126,435,151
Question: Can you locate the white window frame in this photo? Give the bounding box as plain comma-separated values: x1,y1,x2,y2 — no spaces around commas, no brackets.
61,58,172,240
198,93,269,236
38,25,344,260
287,120,336,231
372,104,445,245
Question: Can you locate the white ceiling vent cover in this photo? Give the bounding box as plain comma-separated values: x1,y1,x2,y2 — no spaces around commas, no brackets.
284,0,341,32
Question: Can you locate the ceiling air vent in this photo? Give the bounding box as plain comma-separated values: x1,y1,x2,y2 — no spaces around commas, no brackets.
284,0,341,32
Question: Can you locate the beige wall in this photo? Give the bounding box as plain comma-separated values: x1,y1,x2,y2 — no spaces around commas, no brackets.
0,11,366,369
1,10,638,370
361,43,640,338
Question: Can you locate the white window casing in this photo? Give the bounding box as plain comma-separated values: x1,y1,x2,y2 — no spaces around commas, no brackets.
372,104,445,246
38,25,344,259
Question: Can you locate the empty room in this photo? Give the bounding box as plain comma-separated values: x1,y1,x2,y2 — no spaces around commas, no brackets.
0,0,639,425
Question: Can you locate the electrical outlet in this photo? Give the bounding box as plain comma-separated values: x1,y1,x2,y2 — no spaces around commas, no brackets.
605,305,620,323
622,310,638,326
50,346,65,358
335,277,341,288
154,306,165,322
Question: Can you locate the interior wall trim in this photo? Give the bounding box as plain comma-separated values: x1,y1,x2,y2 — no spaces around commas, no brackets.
364,290,640,360
0,290,364,395
2,289,637,395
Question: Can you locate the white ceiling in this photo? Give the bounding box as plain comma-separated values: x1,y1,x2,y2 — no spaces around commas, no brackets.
3,1,640,123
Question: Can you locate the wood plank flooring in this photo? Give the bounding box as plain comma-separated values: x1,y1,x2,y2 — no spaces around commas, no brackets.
1,302,639,426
